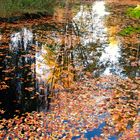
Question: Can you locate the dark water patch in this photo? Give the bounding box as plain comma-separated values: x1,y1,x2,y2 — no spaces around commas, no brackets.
0,13,51,23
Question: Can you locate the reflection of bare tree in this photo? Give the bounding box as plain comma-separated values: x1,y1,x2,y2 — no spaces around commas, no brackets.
34,1,104,101
0,28,40,118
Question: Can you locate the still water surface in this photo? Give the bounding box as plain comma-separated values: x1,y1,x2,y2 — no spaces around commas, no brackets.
0,2,139,139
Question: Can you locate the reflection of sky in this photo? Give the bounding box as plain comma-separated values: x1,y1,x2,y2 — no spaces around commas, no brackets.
73,1,109,45
100,43,120,63
10,28,33,65
10,28,33,51
99,38,122,76
73,1,124,77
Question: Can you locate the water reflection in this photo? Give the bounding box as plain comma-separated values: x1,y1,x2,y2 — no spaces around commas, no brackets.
73,1,125,77
10,28,33,51
99,37,123,76
73,1,109,45
10,28,51,112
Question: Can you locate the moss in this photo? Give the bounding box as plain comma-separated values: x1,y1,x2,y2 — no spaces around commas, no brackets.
126,5,140,19
119,26,140,36
119,5,140,36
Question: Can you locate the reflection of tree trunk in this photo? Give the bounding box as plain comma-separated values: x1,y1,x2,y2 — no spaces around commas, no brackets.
32,32,38,111
21,37,26,111
58,43,64,65
47,84,51,110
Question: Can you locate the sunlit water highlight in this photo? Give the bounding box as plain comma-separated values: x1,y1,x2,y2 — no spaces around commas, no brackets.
11,28,33,51
73,0,124,77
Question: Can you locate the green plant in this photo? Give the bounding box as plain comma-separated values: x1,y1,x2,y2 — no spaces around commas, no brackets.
119,26,140,36
126,5,140,19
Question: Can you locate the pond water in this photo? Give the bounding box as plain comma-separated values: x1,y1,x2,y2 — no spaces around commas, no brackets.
0,1,139,138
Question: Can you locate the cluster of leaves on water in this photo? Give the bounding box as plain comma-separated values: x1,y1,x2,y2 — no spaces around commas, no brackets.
0,76,139,139
105,77,140,139
0,76,112,139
